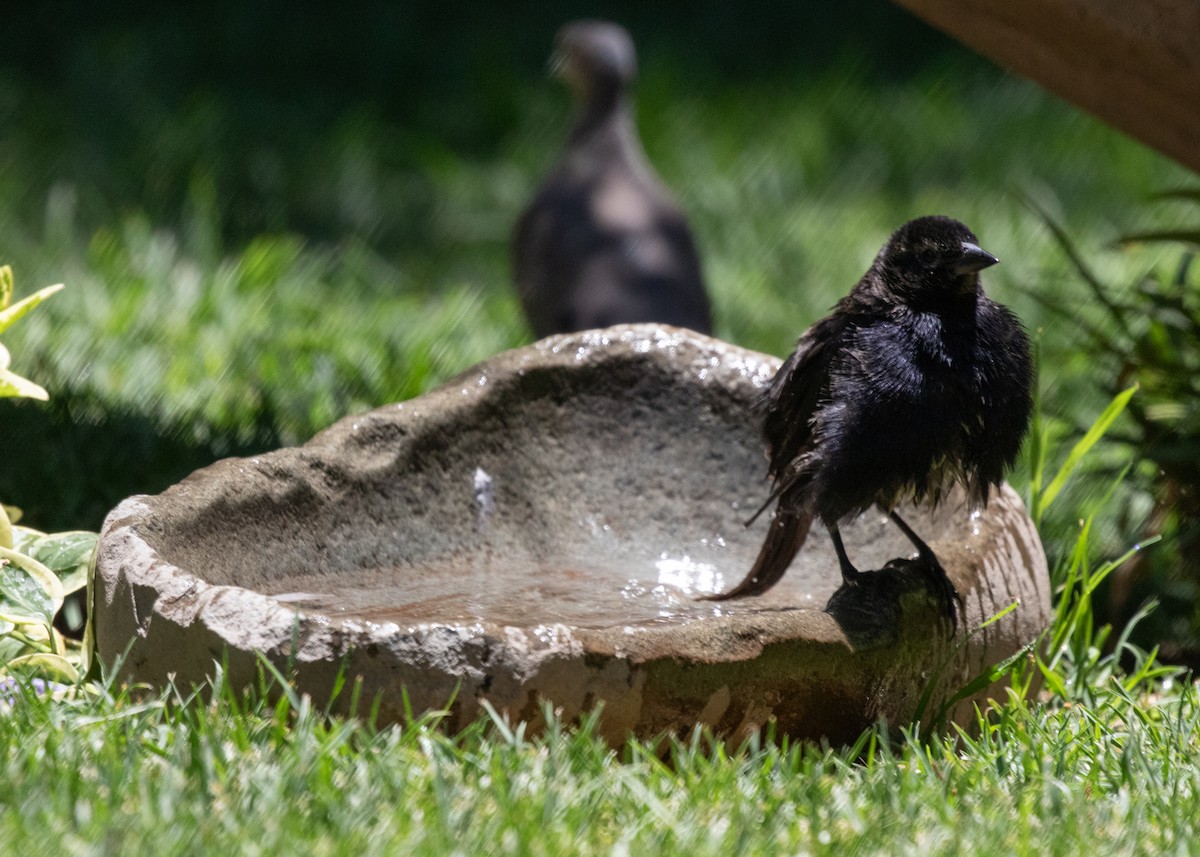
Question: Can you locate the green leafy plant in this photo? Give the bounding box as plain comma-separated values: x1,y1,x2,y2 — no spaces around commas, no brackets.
0,526,96,686
0,264,64,400
1024,191,1200,664
0,265,94,692
1022,384,1177,707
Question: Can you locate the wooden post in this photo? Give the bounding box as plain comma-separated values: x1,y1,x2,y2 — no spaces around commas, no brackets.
891,0,1200,174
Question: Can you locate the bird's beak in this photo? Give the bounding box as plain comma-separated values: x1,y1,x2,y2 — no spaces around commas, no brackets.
953,242,999,275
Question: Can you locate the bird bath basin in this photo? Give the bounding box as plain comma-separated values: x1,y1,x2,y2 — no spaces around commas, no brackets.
93,324,1050,744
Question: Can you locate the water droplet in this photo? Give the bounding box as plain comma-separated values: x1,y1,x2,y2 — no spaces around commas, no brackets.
473,468,495,531
620,579,648,600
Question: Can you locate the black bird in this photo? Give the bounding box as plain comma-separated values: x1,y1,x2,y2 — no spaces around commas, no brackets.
513,20,713,338
711,216,1033,600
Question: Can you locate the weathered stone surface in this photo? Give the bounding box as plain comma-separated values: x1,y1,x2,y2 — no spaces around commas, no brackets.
93,324,1050,744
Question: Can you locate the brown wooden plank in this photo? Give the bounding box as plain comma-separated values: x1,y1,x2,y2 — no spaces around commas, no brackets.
892,0,1200,173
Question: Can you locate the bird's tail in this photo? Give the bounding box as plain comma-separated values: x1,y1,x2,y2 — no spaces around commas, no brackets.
743,480,787,527
703,507,813,600
744,460,807,527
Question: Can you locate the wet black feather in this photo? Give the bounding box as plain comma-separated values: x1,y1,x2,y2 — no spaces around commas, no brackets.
715,215,1034,599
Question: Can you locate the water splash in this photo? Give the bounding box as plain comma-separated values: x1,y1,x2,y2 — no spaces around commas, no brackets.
474,467,495,531
655,554,724,597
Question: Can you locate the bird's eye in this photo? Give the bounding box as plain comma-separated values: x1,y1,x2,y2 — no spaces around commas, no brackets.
917,249,939,268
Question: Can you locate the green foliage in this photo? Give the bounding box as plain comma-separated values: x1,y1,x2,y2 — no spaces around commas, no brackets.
0,524,95,685
0,264,95,684
1017,386,1178,708
1028,383,1138,527
0,265,63,400
12,528,96,598
2,65,1192,530
1026,190,1200,662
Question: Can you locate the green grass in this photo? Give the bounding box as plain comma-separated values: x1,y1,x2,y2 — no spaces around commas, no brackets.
1,657,1195,855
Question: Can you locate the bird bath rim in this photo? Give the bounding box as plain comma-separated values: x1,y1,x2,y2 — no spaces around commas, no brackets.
91,324,1050,742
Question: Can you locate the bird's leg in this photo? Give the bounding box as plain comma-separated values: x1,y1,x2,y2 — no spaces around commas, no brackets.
827,523,864,586
889,511,938,565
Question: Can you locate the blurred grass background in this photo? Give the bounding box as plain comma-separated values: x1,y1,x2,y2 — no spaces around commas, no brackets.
0,3,1195,647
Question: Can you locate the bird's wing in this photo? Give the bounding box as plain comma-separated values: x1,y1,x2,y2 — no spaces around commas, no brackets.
966,299,1035,502
760,311,849,485
648,211,713,333
512,196,549,298
512,182,590,338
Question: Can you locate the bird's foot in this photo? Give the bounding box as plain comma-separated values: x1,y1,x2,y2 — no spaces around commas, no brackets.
824,552,962,648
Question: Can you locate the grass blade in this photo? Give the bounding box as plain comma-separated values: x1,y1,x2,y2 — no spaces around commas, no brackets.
1019,190,1133,338
1116,230,1200,248
1038,384,1137,514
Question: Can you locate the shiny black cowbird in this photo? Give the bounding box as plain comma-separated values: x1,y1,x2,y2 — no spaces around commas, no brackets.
513,20,713,338
711,216,1033,600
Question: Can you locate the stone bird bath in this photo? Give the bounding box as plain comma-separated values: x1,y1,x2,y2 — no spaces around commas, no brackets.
93,325,1049,744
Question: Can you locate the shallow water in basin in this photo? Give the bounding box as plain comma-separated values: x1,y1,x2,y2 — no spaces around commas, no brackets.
262,509,948,630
